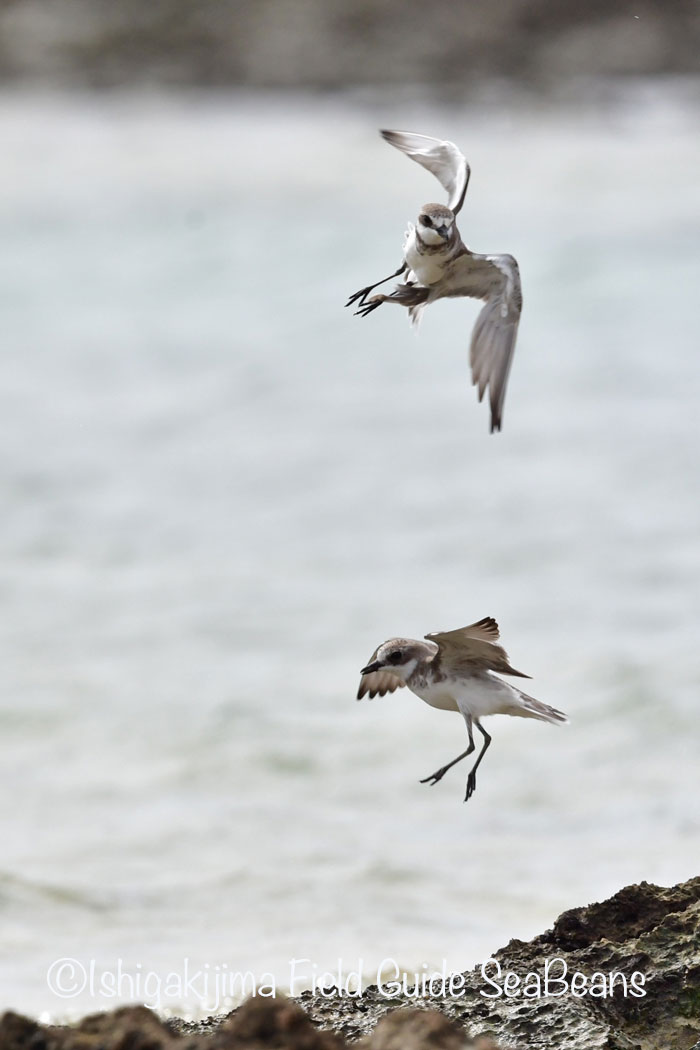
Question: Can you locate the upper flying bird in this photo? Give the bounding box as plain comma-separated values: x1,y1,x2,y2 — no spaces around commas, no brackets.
346,130,523,432
357,617,567,802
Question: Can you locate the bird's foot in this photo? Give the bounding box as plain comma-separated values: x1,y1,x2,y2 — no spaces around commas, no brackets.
354,296,385,318
464,772,477,802
420,766,448,787
345,286,376,308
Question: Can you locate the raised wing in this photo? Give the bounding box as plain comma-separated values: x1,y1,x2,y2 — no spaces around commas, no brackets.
426,617,500,650
357,644,407,700
447,252,522,433
381,130,470,215
426,618,530,679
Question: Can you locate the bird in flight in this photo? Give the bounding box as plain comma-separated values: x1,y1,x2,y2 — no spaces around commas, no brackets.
346,130,523,433
357,617,567,802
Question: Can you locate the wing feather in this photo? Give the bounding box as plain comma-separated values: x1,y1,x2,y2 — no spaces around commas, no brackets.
381,130,470,215
446,252,522,433
357,669,405,700
357,643,407,700
426,618,531,679
430,615,501,643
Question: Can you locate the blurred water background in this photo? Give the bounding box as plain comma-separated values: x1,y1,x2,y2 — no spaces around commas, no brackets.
0,18,699,1020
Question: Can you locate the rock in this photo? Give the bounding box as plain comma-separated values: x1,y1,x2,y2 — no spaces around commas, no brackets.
354,1008,467,1050
211,997,342,1050
0,1011,50,1050
482,877,700,1050
294,875,700,1049
65,1006,178,1050
0,1006,179,1050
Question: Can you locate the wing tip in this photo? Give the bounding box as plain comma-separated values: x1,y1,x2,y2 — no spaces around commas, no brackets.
470,615,500,640
427,616,502,643
546,709,569,724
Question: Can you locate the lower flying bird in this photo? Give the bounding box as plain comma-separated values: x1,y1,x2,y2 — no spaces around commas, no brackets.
347,130,523,432
357,617,567,802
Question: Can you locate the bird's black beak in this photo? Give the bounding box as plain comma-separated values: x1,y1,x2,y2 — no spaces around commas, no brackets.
438,226,450,241
360,661,381,675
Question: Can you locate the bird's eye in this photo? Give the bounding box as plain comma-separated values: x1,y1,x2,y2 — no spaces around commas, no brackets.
419,214,432,227
388,650,403,664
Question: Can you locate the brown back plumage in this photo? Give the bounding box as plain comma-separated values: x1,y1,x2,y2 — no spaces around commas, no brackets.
425,617,531,679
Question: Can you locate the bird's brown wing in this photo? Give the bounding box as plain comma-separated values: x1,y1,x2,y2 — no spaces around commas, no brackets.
357,644,407,700
446,252,523,433
435,615,501,643
425,618,531,678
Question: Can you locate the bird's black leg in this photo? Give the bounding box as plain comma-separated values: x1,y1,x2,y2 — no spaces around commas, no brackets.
465,721,491,802
345,262,407,308
421,716,475,786
354,282,429,318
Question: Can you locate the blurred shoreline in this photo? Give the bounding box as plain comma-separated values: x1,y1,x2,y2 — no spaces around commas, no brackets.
1,74,699,121
0,1,698,91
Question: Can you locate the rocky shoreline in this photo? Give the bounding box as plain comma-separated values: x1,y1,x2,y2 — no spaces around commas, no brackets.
2,877,698,1050
1,0,699,89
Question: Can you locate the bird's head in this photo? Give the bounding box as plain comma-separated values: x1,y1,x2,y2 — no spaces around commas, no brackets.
416,203,455,245
360,638,427,683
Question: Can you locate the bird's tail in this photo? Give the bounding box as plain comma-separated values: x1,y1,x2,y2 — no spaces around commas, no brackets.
514,689,569,724
408,303,425,329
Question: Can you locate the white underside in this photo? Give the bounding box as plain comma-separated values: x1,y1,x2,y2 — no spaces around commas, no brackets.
409,673,535,721
403,227,448,287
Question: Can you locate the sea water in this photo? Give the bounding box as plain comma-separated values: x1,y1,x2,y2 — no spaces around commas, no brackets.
0,84,698,1018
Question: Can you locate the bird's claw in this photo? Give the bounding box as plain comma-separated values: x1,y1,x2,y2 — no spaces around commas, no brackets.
420,767,447,787
345,287,374,308
464,772,477,802
354,298,384,318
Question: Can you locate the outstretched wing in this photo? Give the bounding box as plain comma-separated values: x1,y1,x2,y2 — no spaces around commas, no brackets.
357,645,406,700
381,130,470,215
426,618,531,678
447,252,522,433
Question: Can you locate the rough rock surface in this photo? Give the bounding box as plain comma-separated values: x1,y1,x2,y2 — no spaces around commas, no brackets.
1,877,698,1050
286,876,700,1048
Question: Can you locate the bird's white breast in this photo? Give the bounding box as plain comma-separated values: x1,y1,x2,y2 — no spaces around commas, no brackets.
403,228,449,287
409,673,521,718
408,679,459,712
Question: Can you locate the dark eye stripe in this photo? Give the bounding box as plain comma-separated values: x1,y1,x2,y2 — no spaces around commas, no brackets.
419,214,432,227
